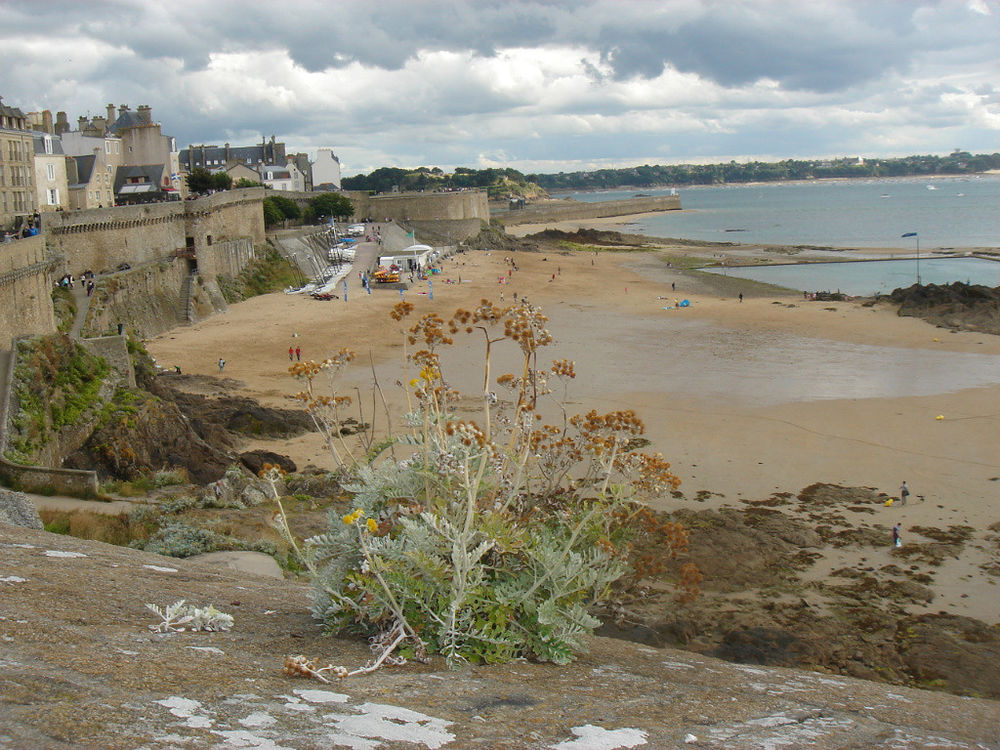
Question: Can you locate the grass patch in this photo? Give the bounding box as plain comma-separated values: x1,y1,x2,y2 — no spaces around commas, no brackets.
51,287,76,333
216,247,301,303
5,335,110,463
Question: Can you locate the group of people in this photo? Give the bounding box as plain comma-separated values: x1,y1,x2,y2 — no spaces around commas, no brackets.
288,346,301,361
57,270,97,296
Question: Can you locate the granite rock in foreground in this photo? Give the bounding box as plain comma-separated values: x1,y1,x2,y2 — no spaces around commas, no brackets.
0,523,997,749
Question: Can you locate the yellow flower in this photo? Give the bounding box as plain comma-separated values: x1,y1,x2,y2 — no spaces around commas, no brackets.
409,378,420,387
342,513,354,525
366,518,378,533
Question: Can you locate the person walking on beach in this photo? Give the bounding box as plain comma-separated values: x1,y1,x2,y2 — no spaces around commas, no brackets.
295,346,301,361
288,346,294,361
892,523,902,547
739,292,743,303
218,358,225,372
900,481,910,505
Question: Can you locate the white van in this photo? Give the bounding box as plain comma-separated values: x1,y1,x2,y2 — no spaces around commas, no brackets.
347,223,365,236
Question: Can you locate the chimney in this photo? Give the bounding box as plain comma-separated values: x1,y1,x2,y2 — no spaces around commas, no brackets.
119,103,129,114
78,115,87,129
42,110,53,133
137,105,151,123
55,111,69,135
106,103,116,122
225,142,230,161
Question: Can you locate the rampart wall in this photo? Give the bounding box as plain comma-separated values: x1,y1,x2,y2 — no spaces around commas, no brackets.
0,236,57,344
495,194,681,226
43,188,265,281
278,189,489,241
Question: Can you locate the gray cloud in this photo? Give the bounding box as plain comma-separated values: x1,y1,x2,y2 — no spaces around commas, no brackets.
1,0,997,174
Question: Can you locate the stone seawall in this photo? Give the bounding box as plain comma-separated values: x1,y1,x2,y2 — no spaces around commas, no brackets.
0,235,57,345
496,194,681,226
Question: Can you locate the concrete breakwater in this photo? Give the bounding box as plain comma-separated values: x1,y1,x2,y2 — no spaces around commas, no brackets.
496,193,681,226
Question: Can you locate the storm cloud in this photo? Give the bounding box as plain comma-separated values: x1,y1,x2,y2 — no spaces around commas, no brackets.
1,0,997,174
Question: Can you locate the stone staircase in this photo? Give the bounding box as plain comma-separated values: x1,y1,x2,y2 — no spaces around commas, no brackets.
178,273,195,324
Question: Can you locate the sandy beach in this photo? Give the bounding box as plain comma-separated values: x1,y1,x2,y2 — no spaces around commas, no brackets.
146,226,1000,623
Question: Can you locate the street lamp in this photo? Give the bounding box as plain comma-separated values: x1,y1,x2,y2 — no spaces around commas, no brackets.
901,232,920,285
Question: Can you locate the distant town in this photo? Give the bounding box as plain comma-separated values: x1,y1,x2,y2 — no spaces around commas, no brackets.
3,92,1000,236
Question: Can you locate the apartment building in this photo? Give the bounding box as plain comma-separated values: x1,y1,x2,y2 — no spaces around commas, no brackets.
0,97,37,228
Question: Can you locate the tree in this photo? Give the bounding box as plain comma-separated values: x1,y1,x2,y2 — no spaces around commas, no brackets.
233,177,261,189
262,195,301,228
262,199,284,227
309,192,353,221
186,167,213,194
211,172,233,191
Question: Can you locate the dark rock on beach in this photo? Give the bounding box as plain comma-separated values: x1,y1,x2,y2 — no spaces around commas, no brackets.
890,281,1000,335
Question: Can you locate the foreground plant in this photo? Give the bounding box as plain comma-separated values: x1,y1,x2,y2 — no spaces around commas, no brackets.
301,300,697,668
146,600,234,632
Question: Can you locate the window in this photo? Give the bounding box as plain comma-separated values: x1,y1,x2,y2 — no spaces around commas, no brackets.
47,164,55,180
115,142,120,154
105,141,111,154
44,136,53,155
47,188,59,205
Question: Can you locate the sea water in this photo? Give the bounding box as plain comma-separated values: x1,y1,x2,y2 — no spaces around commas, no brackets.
562,175,1000,251
561,175,1000,293
705,257,1000,297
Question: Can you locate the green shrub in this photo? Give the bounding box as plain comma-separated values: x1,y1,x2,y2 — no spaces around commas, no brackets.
303,301,695,666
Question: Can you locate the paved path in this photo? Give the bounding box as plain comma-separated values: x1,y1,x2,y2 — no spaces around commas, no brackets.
69,281,93,338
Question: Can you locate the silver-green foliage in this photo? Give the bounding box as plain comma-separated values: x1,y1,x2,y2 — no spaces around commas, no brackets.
304,302,685,667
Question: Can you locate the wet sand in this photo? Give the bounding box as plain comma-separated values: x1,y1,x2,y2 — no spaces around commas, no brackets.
147,233,1000,622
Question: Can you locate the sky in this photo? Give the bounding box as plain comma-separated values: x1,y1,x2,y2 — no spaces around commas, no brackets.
2,0,998,177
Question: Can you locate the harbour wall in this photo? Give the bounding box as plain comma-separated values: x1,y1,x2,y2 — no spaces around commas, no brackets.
495,194,681,226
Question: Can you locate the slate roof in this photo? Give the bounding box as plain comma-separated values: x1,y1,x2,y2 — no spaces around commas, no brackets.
69,154,96,188
114,164,166,194
32,133,65,155
108,109,149,133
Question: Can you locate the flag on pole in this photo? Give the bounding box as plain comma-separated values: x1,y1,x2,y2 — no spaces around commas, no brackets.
407,230,415,238
901,232,917,238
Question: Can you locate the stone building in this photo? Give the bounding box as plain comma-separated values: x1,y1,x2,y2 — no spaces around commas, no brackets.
31,132,69,213
259,160,305,192
180,136,286,172
311,147,341,190
66,148,119,210
0,96,37,229
107,104,182,198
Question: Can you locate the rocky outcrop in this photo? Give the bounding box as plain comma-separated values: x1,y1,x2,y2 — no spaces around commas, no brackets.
2,523,998,749
0,489,43,529
597,485,1000,699
890,281,1000,335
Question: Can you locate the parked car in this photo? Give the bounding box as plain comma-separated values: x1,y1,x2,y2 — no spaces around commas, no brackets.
346,223,365,236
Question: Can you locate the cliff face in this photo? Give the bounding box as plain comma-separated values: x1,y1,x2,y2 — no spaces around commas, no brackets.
2,523,997,750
